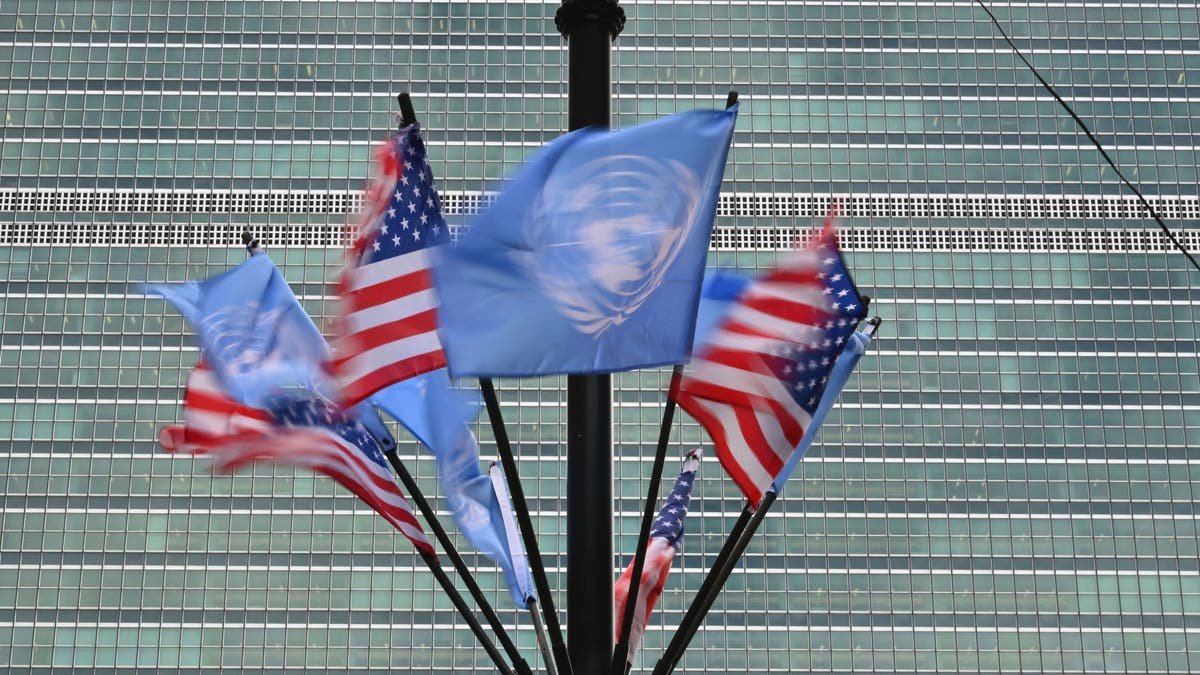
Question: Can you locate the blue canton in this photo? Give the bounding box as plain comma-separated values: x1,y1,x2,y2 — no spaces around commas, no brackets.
649,461,699,550
265,395,389,470
360,125,450,265
772,238,866,416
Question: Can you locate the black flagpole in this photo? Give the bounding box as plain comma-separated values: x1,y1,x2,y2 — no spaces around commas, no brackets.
609,91,737,675
655,317,883,675
651,493,773,675
609,367,682,674
555,3,626,674
236,231,513,672
480,377,574,675
382,448,533,675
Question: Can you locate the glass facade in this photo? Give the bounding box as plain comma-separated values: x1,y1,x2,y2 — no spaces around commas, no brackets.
1,1,1199,672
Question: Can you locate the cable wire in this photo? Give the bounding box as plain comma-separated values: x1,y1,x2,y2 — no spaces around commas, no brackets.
975,0,1200,274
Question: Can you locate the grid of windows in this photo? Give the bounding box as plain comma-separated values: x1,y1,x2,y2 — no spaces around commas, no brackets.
2,0,1199,673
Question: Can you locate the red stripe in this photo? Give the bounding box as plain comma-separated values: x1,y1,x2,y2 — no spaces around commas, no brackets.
762,267,824,286
676,377,765,415
736,296,830,328
335,309,440,358
185,389,270,422
343,266,433,310
688,346,782,378
195,429,433,554
339,350,446,408
675,392,764,507
731,404,787,480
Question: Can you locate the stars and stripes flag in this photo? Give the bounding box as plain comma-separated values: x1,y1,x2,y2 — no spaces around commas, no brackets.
160,363,433,554
334,124,449,406
614,449,702,665
676,222,868,507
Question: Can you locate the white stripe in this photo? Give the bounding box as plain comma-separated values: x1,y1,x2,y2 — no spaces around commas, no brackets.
689,398,775,492
208,429,420,521
344,248,432,292
187,368,223,395
742,280,829,308
343,287,438,334
701,330,781,355
301,429,415,511
185,406,271,437
336,331,443,386
686,358,810,423
723,304,829,344
751,406,800,467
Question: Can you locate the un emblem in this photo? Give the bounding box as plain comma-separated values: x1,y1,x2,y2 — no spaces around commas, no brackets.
515,154,702,337
198,302,284,376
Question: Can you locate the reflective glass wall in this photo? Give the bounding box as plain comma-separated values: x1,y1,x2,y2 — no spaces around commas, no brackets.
2,1,1199,672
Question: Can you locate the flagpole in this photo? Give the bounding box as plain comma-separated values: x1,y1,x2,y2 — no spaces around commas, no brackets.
383,449,533,675
413,545,517,675
609,366,683,674
381,448,531,675
480,377,574,675
555,3,626,673
651,492,773,675
611,91,737,673
527,598,560,675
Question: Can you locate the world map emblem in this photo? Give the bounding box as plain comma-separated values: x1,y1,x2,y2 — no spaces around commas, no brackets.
514,154,703,337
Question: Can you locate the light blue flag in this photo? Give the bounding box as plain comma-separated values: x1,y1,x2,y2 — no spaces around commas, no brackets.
691,271,750,352
369,370,534,608
146,253,334,407
771,328,875,494
434,105,739,378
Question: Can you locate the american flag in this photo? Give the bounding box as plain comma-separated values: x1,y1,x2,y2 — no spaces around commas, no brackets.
676,224,867,507
614,449,701,665
160,363,433,554
334,124,449,406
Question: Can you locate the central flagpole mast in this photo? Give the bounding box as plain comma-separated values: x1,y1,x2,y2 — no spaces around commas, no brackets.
554,2,625,675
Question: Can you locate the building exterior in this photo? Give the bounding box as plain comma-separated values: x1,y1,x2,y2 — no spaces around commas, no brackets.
2,1,1200,672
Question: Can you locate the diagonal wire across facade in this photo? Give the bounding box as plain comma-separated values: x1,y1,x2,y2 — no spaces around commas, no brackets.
0,1,1198,673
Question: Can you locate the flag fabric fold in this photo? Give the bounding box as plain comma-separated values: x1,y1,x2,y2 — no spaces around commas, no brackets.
151,253,432,554
434,105,739,378
772,327,875,494
614,449,702,665
145,253,333,407
369,370,534,607
676,224,868,507
334,123,449,406
160,363,433,554
489,462,537,607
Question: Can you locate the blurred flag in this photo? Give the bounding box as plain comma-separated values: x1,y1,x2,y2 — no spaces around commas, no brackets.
370,370,534,607
692,271,751,351
434,105,738,378
489,462,537,607
676,224,868,507
772,326,875,494
614,449,701,665
145,253,333,407
335,123,449,406
160,363,433,554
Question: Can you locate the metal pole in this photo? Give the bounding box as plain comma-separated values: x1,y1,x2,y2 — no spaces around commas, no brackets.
554,3,625,674
610,367,682,673
480,378,573,675
383,449,532,675
652,494,774,675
